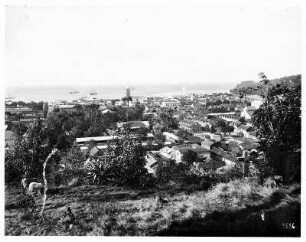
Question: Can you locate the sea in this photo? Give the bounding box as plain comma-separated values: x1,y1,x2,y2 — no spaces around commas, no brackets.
5,83,231,103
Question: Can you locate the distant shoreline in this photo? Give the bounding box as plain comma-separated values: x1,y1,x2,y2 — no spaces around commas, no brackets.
5,85,230,102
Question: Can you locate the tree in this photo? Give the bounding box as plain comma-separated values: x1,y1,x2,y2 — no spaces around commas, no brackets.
203,124,211,132
40,148,59,216
252,81,301,183
122,96,133,107
183,150,198,165
154,133,166,147
191,123,202,133
5,118,51,181
210,126,216,133
86,129,150,187
239,117,246,124
43,102,49,118
221,125,234,135
46,111,73,150
177,129,191,140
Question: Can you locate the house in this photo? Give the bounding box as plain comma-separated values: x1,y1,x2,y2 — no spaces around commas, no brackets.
247,106,257,116
240,106,256,120
163,132,181,144
101,109,115,114
115,100,124,106
159,146,177,161
158,145,193,164
57,104,77,114
146,97,154,104
240,140,260,151
249,95,264,109
210,147,237,169
195,119,211,129
161,98,180,108
215,139,241,153
187,135,204,145
76,135,118,152
145,152,160,174
232,122,256,139
201,139,214,150
5,106,44,124
161,144,211,164
190,144,211,160
251,100,263,109
194,132,221,142
237,124,254,138
172,146,193,163
88,146,100,157
195,157,225,171
117,121,150,132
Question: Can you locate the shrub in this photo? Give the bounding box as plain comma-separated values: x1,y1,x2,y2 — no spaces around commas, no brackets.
155,160,190,186
16,194,36,211
51,147,87,187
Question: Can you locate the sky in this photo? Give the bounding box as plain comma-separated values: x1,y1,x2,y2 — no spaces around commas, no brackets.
5,5,301,88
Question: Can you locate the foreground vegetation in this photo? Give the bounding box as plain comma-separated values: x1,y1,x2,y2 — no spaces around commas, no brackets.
5,179,300,236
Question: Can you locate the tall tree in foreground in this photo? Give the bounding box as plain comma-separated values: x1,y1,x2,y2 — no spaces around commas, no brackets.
252,74,301,183
5,118,50,181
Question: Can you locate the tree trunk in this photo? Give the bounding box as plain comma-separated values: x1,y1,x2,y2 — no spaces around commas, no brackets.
40,149,58,216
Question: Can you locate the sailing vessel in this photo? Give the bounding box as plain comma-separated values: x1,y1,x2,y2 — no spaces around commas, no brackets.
5,93,15,100
89,88,97,95
69,89,80,94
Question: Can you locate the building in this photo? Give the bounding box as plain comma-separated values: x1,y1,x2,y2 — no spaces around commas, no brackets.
201,139,214,150
146,97,154,104
187,135,204,145
145,152,161,174
194,132,221,142
76,133,154,152
163,132,181,144
248,95,264,109
190,144,211,160
161,98,180,108
233,123,257,139
194,158,224,172
210,147,237,167
76,135,119,151
208,112,238,122
251,100,263,109
117,121,150,132
5,107,44,124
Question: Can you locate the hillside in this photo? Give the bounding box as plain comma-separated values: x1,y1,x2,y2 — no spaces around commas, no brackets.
230,74,301,95
5,180,300,236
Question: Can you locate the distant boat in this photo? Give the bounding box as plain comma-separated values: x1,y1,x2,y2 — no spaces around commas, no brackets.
89,88,97,95
69,89,80,94
5,93,15,100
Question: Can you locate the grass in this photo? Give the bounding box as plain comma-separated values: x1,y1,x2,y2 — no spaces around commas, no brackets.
5,178,300,236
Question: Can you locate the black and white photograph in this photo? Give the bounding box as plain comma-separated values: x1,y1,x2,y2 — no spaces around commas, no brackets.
2,0,303,237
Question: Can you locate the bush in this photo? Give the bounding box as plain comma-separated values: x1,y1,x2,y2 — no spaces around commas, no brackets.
50,147,87,187
155,160,190,186
52,167,87,187
15,194,36,211
5,155,23,183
